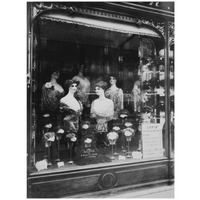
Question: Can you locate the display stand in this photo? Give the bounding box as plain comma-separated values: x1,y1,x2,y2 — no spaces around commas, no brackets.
126,137,131,158
120,116,128,153
110,144,115,160
112,126,120,156
55,129,64,162
107,132,119,160
67,142,73,164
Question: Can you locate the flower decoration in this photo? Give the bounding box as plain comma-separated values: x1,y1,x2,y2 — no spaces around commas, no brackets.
71,137,77,142
119,109,129,119
120,114,128,118
84,138,92,144
44,132,55,141
123,128,135,141
44,123,52,129
125,131,132,137
84,138,92,148
124,122,132,128
81,121,90,135
45,82,54,89
56,128,65,140
44,132,55,147
43,113,50,118
107,131,119,145
57,129,65,134
81,121,90,129
66,133,77,142
112,126,120,132
82,124,89,129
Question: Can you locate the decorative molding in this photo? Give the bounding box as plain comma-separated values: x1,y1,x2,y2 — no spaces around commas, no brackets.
32,3,173,38
33,2,76,18
76,7,165,36
40,16,161,38
98,172,118,189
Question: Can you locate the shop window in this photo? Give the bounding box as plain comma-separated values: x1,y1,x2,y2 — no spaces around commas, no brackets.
30,17,169,174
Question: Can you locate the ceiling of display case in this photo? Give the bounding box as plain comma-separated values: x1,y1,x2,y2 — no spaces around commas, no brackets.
36,13,162,50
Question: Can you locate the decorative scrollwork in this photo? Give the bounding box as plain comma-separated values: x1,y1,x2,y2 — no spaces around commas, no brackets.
77,6,166,36
169,21,174,47
135,18,165,36
135,19,174,41
35,2,53,10
33,2,76,18
32,3,173,39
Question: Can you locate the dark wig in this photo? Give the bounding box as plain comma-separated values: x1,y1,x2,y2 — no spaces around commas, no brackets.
95,81,108,91
64,79,79,90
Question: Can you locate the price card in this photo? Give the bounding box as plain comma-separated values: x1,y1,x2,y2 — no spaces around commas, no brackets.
142,123,164,159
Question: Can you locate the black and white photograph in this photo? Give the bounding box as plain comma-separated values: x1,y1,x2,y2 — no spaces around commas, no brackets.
2,1,200,199
25,2,176,198
26,1,175,198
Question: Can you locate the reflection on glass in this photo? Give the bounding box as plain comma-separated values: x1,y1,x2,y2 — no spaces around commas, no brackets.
30,22,169,173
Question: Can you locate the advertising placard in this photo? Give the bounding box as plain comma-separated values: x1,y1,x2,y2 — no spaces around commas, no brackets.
142,123,164,158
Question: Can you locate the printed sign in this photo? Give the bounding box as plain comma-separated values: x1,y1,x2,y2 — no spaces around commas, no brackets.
80,148,98,158
142,123,164,159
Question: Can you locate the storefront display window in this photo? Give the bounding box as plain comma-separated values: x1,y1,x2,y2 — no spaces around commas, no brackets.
28,9,173,174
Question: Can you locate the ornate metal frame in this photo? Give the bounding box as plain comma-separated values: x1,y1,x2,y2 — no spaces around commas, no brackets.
31,2,173,39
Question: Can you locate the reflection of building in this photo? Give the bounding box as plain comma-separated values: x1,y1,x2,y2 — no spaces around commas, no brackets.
27,2,174,198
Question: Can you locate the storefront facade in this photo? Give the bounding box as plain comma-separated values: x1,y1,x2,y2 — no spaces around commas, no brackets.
27,2,174,198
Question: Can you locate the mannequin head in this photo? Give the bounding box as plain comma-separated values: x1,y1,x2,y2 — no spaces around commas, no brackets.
95,86,104,96
109,75,117,86
69,83,78,94
64,79,79,94
51,71,60,80
134,80,141,89
95,81,107,96
44,66,60,83
76,64,87,76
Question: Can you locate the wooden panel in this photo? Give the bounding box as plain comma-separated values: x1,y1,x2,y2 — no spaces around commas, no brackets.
28,160,172,198
116,164,168,186
29,174,100,198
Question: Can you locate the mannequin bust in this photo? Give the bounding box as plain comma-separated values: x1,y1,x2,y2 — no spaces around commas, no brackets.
91,81,114,147
72,65,91,106
131,80,141,112
131,80,148,113
60,80,83,134
139,58,152,82
41,69,65,162
105,75,124,120
41,70,64,113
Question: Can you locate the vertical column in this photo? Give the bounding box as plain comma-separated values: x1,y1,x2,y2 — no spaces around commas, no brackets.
27,2,33,174
164,21,173,183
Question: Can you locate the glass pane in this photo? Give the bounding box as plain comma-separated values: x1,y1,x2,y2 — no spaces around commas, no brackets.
139,54,167,159
30,19,167,174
